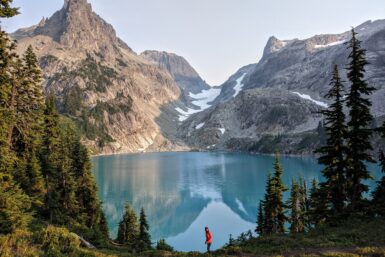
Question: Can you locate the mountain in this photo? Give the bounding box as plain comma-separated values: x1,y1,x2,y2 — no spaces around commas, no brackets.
141,50,210,97
11,0,201,154
181,20,385,154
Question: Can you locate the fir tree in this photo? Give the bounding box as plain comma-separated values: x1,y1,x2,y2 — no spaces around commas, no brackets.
116,202,139,250
0,0,19,18
261,173,274,235
255,201,264,236
308,179,329,226
12,46,45,202
316,65,348,216
39,95,62,221
271,153,287,233
138,207,152,251
345,29,376,211
289,180,304,233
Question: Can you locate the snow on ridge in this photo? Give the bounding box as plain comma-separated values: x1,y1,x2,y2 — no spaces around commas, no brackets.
292,92,328,108
233,73,247,98
314,40,345,49
218,128,226,134
175,87,222,122
195,122,205,130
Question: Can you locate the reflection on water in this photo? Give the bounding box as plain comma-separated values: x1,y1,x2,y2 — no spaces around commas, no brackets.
92,152,382,252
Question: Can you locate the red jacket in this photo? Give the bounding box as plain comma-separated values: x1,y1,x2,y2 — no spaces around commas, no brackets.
206,231,213,244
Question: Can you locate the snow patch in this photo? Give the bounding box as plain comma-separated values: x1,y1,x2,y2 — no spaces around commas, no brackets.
235,198,248,215
292,92,328,108
233,73,247,98
218,128,226,134
314,40,345,49
195,122,205,130
175,87,222,121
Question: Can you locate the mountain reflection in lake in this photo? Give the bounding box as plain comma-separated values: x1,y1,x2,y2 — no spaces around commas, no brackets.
92,152,382,252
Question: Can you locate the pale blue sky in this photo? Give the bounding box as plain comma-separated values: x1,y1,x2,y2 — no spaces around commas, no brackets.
2,0,385,85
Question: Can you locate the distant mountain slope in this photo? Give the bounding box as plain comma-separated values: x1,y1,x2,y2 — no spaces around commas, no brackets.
12,0,190,154
213,20,385,118
180,20,385,153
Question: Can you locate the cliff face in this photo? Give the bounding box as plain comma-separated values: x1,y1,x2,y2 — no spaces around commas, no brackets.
12,0,189,154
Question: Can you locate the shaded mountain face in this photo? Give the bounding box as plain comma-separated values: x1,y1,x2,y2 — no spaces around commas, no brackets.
178,88,324,154
141,50,211,108
214,20,385,118
12,0,190,154
180,20,385,153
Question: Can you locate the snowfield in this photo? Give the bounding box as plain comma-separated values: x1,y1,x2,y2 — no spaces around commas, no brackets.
176,87,221,121
195,123,205,130
314,40,345,49
218,128,226,134
292,92,328,108
233,73,247,97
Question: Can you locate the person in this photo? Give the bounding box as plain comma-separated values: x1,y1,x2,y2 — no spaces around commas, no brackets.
205,226,213,253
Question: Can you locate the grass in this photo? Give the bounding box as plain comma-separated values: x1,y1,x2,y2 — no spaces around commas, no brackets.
91,217,385,257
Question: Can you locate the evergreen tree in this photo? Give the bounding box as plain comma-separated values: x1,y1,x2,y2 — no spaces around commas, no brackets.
316,65,348,216
271,153,287,233
116,202,139,250
255,201,264,236
289,180,304,233
0,0,19,18
39,95,62,221
345,29,376,211
308,179,328,226
0,0,31,235
261,173,274,235
12,46,45,202
138,208,152,251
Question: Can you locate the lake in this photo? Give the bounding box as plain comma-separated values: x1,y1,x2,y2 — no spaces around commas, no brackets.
91,152,382,252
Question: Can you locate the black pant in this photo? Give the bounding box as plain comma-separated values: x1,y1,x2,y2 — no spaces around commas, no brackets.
207,243,211,252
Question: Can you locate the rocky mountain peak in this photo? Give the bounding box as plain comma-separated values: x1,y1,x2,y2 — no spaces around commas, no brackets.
28,0,131,60
262,36,288,58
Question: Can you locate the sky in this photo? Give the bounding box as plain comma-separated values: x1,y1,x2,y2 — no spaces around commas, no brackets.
2,0,385,86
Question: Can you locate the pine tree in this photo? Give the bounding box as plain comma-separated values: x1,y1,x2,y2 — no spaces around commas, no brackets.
345,29,376,211
308,179,329,226
138,208,152,251
255,201,264,236
271,153,287,233
299,178,310,230
116,202,139,250
39,95,62,221
12,46,45,202
261,173,274,235
0,0,32,234
316,65,348,216
0,0,19,18
289,180,304,233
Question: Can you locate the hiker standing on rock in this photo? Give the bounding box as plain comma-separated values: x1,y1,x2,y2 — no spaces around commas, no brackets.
205,226,213,253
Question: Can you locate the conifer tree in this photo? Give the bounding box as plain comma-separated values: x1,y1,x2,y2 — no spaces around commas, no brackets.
316,65,348,216
308,179,329,226
138,207,152,251
40,95,62,221
345,29,375,211
271,153,287,233
255,201,264,236
289,180,304,233
116,203,139,250
261,173,274,235
0,0,18,18
0,0,32,235
12,46,45,202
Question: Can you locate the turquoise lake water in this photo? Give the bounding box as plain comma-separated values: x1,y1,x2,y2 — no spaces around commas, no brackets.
91,152,382,252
